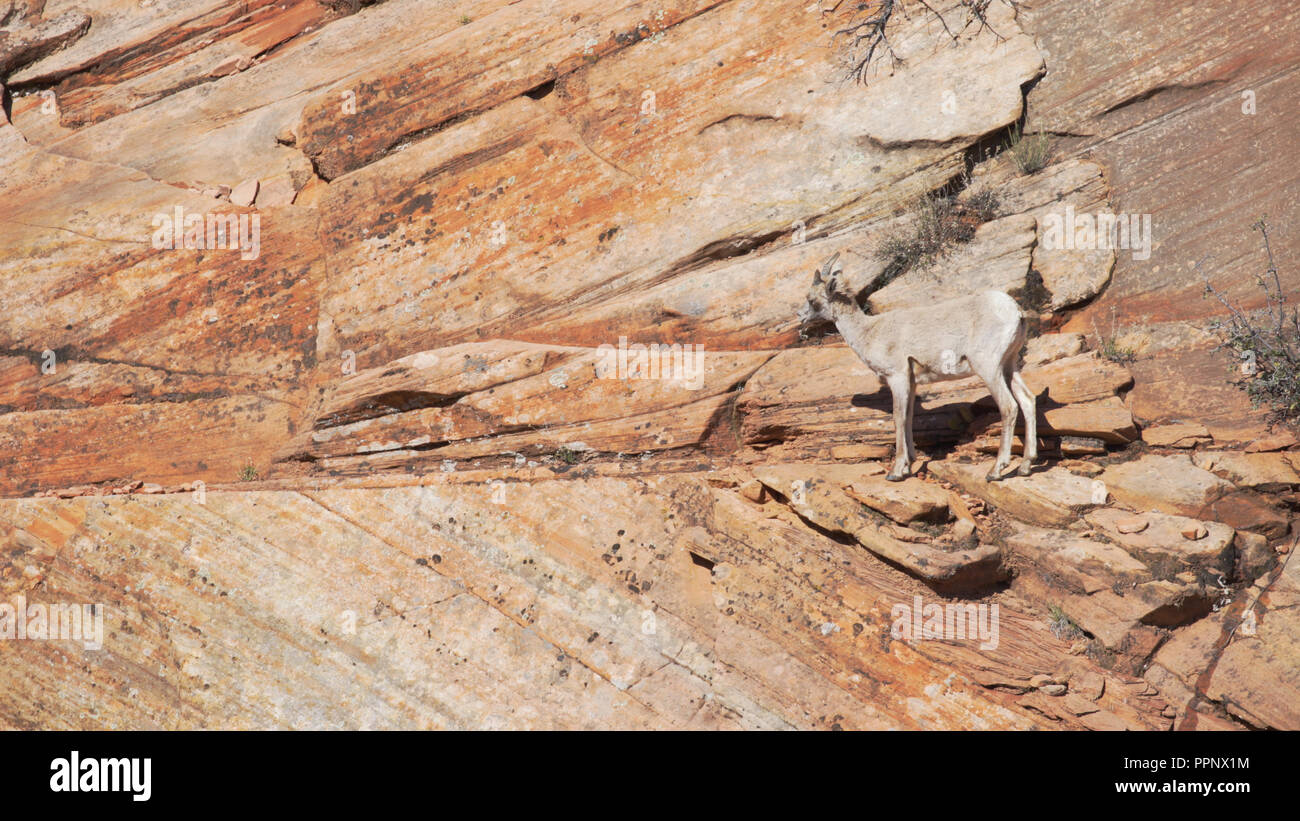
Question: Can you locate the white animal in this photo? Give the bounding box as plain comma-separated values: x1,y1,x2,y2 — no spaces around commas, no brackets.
797,252,1037,482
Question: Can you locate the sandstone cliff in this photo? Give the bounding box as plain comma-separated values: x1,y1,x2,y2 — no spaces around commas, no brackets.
0,0,1296,729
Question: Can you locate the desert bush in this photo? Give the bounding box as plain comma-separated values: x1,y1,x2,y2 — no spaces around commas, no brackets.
1203,219,1300,425
964,187,1001,222
874,193,986,280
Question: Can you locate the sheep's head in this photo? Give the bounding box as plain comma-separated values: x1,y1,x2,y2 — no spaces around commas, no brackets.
797,253,846,337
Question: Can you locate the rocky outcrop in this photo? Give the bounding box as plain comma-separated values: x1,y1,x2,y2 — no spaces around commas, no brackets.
1,0,1296,729
0,470,1176,730
1022,0,1300,442
748,463,1006,593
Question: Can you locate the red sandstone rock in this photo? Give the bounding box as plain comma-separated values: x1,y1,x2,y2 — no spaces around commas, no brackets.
0,0,1294,732
1143,422,1212,449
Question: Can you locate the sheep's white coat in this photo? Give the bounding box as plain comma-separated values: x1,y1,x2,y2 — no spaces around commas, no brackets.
798,255,1037,481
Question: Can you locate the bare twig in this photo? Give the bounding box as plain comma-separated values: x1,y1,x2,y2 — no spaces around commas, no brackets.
829,0,1019,84
832,0,902,84
1254,218,1287,334
1202,219,1300,423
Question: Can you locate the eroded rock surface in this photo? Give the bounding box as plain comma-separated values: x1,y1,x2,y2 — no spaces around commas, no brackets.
1,0,1296,729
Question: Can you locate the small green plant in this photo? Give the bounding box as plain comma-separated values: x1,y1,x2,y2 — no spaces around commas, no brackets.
1093,307,1138,365
1006,124,1051,175
1047,604,1084,640
238,464,259,482
555,446,580,465
1203,218,1300,426
1099,337,1138,365
458,14,472,24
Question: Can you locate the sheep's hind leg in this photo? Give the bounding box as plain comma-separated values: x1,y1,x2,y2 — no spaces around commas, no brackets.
904,367,918,466
982,367,1019,482
886,375,913,482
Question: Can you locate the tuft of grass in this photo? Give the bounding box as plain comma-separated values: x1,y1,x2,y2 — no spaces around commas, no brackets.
1099,337,1138,365
458,14,472,24
1203,218,1300,426
238,463,259,482
1093,306,1138,365
1048,604,1084,641
1007,124,1051,175
555,446,580,465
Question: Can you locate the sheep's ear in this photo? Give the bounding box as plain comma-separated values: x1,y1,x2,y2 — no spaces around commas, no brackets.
812,267,823,285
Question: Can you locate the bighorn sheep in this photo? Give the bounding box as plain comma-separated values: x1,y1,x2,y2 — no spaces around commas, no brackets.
797,253,1036,482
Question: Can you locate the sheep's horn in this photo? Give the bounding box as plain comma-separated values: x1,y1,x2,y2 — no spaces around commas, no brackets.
820,252,841,276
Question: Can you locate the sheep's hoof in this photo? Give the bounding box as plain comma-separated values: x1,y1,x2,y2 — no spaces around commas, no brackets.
885,471,908,482
985,469,1003,483
1017,461,1033,477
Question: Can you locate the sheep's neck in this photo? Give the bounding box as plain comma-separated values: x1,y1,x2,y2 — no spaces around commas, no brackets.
828,299,877,347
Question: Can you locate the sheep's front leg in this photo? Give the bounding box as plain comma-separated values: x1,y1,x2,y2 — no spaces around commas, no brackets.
1010,370,1037,476
886,374,913,482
